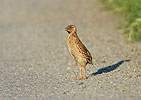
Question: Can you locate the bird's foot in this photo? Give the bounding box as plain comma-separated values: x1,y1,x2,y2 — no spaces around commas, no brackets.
82,76,87,80
76,76,83,80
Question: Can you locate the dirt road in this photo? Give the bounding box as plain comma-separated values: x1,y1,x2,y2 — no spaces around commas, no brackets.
0,0,141,100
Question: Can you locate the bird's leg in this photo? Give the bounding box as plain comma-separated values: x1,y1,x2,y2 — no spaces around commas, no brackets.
77,67,82,80
82,67,87,80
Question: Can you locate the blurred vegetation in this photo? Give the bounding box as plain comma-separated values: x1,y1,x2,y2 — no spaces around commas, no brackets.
101,0,141,42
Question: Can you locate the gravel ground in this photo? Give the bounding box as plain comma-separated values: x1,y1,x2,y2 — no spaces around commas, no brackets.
0,0,141,100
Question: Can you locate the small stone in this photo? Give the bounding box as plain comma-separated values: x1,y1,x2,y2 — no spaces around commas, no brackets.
122,89,128,92
79,82,84,85
63,92,67,94
82,85,87,89
72,72,76,74
101,60,106,63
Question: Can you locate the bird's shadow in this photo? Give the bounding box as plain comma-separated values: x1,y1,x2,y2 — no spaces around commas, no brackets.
90,59,130,77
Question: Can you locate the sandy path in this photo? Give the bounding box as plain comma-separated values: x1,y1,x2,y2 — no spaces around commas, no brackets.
0,0,141,100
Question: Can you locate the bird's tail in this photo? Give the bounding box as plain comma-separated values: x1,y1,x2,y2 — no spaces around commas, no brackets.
87,60,93,65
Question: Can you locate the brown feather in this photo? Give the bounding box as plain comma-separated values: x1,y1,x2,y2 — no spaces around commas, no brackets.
75,35,93,65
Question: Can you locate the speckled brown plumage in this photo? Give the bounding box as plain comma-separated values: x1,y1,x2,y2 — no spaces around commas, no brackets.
65,25,93,80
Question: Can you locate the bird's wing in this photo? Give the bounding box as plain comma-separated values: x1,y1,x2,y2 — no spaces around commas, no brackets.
75,38,93,65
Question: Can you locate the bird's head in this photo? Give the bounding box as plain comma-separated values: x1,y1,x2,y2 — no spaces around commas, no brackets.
65,25,77,34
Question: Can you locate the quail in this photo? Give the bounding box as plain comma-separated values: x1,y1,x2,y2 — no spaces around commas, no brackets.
65,25,93,80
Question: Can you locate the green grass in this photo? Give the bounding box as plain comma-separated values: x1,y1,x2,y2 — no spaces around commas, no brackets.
101,0,141,42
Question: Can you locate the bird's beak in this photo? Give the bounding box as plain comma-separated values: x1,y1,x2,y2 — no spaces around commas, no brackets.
65,27,68,31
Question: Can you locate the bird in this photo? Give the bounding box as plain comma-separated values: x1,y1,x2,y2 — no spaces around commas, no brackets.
65,25,93,80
